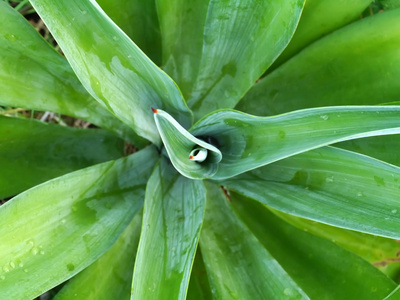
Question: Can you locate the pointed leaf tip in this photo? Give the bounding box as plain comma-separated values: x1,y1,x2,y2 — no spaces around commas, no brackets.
151,107,158,113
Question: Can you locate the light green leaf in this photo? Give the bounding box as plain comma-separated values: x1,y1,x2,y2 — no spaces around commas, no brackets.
190,106,400,179
132,158,205,299
231,192,397,299
176,0,305,119
153,109,222,179
0,2,140,144
221,146,400,239
0,116,123,199
30,0,192,145
54,213,142,300
186,250,213,300
0,146,158,299
268,0,372,72
200,182,308,299
238,9,400,116
97,0,161,65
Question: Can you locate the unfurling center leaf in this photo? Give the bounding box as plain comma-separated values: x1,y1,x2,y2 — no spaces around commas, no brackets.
152,109,222,179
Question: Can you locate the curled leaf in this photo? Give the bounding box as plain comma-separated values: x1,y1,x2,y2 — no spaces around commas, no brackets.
153,109,222,179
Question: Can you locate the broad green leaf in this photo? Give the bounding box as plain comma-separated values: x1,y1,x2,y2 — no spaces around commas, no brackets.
385,286,400,300
231,192,397,299
0,2,140,144
0,116,123,199
0,146,158,299
153,109,222,179
157,0,209,101
30,0,192,145
237,9,400,116
221,146,400,239
179,0,305,119
335,135,400,167
132,158,205,299
271,209,400,280
378,0,400,10
200,182,308,299
268,0,372,72
54,213,142,300
190,106,400,179
97,0,161,65
186,250,213,300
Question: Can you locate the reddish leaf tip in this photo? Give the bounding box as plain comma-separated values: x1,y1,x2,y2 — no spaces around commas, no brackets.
189,155,194,160
151,107,158,113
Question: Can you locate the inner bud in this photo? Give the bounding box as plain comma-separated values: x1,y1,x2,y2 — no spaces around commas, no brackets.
189,147,208,162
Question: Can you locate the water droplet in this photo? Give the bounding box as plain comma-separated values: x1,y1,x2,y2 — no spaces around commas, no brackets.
0,275,5,280
2,266,10,273
40,251,45,255
67,263,75,271
31,247,39,255
320,115,329,121
5,34,16,41
392,209,397,214
72,206,78,212
112,36,118,41
325,176,334,183
9,262,15,269
81,10,87,15
24,269,28,273
27,239,35,246
18,263,24,268
357,192,363,197
283,288,292,296
61,219,66,224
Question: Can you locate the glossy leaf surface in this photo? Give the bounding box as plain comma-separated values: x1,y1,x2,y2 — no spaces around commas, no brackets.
0,116,123,199
159,0,305,119
231,193,396,299
0,147,158,299
222,146,400,239
200,183,308,299
30,0,192,145
54,213,142,300
132,158,205,299
97,0,161,65
238,9,400,116
191,106,400,179
153,109,222,179
0,2,139,143
268,0,372,72
186,250,213,300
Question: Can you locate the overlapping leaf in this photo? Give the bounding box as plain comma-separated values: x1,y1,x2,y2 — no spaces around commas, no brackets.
231,193,397,299
132,158,205,299
238,8,400,116
190,106,400,179
199,183,308,299
0,147,158,299
30,0,192,145
0,2,139,143
221,146,400,239
0,116,122,199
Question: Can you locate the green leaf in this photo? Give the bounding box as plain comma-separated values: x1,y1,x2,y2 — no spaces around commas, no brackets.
384,286,400,300
238,9,400,116
199,182,308,299
0,2,140,144
190,106,400,179
231,192,397,299
221,146,400,239
166,0,305,119
0,116,123,199
132,158,205,299
54,213,142,300
0,146,158,299
153,109,222,179
30,0,192,145
335,135,400,166
271,210,400,280
186,250,213,300
268,0,372,72
97,0,161,65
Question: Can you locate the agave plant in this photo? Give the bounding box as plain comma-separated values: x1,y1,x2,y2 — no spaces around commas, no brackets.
1,0,400,298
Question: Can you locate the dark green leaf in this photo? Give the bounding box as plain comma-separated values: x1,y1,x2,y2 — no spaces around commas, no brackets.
131,158,205,299
231,192,396,299
0,116,123,199
199,182,307,299
0,147,158,299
